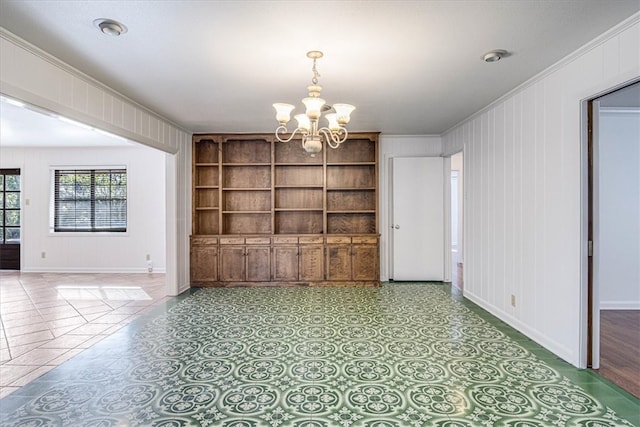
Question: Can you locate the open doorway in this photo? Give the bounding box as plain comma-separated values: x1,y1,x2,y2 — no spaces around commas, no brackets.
450,152,463,289
587,81,640,397
0,96,168,285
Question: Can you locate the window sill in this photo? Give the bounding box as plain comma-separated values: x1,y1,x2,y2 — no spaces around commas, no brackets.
48,231,129,237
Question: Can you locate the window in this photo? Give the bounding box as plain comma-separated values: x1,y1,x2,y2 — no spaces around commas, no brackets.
53,169,127,232
1,169,21,243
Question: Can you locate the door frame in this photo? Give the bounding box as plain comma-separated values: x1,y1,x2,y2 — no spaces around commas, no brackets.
581,78,640,369
586,99,599,368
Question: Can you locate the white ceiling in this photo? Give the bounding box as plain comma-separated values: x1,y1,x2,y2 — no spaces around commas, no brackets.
0,100,133,148
0,0,639,145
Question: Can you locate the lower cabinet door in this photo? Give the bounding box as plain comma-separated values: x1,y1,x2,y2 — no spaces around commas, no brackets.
273,246,299,281
246,246,271,281
352,244,378,281
326,245,352,281
191,246,218,282
299,245,324,281
219,246,246,281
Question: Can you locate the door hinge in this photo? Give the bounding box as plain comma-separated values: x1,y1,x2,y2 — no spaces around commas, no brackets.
588,240,593,257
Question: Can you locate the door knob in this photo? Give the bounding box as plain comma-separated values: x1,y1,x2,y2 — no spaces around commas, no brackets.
394,225,400,229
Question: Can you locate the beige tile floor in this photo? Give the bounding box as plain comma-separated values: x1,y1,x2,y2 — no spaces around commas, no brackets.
0,271,170,399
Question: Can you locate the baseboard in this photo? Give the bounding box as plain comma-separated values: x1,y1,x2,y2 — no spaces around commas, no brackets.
463,290,577,366
600,301,640,310
21,267,166,274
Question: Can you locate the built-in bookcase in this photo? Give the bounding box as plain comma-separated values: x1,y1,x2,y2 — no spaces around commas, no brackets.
191,132,379,286
193,136,220,235
274,139,325,234
221,137,272,234
326,137,377,234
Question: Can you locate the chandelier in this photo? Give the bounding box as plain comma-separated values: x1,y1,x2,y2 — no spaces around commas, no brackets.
273,51,355,155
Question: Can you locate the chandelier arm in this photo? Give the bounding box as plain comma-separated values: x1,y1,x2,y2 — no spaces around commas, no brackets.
273,51,353,152
319,127,348,149
275,125,302,143
334,127,348,144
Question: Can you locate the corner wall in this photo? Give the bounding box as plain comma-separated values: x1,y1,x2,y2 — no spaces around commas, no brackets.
442,14,640,366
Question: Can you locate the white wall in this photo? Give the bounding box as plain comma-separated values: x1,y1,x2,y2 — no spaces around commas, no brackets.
0,29,192,295
598,109,640,309
379,135,442,281
0,146,166,273
442,14,640,366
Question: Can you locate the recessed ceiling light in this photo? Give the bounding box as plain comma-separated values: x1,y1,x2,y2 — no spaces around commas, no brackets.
93,18,127,36
481,49,508,63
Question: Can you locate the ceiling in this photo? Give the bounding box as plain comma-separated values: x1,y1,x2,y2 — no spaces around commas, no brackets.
0,99,133,147
0,0,639,146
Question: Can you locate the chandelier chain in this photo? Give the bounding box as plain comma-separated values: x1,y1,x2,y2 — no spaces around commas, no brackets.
311,58,320,86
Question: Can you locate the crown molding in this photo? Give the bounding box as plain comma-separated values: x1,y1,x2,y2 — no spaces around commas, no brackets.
0,27,190,135
442,12,640,137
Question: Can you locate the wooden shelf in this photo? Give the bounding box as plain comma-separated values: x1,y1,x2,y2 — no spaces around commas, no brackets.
275,163,323,166
327,187,375,191
275,185,324,189
223,211,271,214
222,163,271,167
223,188,270,191
327,210,376,214
275,208,323,212
193,139,220,235
327,162,376,166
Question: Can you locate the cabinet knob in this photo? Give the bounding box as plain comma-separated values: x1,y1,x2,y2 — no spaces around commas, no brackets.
394,225,400,229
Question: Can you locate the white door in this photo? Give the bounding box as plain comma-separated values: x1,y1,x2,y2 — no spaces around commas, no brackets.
392,157,444,281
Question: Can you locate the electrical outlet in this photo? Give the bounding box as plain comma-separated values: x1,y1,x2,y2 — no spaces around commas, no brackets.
41,252,46,259
510,294,516,307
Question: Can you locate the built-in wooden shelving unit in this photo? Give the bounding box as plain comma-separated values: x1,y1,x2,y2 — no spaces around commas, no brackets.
190,132,379,287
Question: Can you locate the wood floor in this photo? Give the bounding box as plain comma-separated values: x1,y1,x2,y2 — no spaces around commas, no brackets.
597,310,640,398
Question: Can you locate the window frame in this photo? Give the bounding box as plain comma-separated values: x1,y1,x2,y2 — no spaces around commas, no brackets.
51,167,128,234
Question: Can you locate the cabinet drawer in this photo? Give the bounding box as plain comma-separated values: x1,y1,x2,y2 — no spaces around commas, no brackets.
327,236,351,244
220,237,245,245
273,236,298,244
299,236,323,244
246,237,271,245
352,236,377,244
191,236,218,245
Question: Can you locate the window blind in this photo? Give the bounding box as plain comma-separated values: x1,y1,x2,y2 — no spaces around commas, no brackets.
54,169,127,232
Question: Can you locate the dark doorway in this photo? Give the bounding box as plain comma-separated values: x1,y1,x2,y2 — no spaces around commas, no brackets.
0,169,21,270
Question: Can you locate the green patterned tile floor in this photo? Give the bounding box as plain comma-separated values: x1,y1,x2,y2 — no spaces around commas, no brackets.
1,283,638,426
